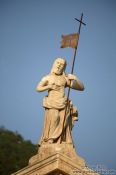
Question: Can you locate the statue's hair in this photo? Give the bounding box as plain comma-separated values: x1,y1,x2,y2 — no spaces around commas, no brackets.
51,57,67,74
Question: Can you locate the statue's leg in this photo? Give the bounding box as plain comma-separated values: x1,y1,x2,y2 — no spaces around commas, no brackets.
48,109,60,143
39,109,51,145
50,109,65,143
39,108,61,144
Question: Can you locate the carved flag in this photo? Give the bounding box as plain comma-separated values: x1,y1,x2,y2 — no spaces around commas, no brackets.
61,33,79,49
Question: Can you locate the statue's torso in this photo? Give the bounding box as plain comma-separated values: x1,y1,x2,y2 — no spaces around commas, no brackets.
43,73,67,109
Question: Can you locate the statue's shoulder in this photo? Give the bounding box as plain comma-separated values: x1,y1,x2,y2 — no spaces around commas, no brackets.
41,74,51,82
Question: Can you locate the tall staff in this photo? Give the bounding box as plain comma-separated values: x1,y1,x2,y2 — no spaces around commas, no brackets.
60,13,86,142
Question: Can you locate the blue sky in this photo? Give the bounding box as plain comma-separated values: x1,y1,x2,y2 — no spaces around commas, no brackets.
0,0,116,171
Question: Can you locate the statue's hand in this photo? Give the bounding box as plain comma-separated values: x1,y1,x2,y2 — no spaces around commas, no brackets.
67,74,84,91
68,74,77,80
48,84,60,90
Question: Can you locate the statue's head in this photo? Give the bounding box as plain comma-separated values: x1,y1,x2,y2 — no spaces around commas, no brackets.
51,57,66,75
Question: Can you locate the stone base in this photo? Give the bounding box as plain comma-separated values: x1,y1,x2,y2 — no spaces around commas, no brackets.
11,143,100,175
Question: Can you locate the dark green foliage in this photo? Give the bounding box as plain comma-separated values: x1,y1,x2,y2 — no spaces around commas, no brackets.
0,126,37,175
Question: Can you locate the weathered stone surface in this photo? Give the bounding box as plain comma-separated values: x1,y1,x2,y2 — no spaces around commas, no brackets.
11,58,100,175
29,143,85,166
36,58,84,146
11,144,99,175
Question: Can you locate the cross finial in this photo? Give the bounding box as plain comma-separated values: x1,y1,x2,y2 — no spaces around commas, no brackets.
75,13,86,34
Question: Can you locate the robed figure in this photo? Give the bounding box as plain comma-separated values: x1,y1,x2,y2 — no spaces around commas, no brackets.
36,58,84,145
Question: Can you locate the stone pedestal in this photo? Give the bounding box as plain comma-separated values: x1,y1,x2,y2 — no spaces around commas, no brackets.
11,144,100,175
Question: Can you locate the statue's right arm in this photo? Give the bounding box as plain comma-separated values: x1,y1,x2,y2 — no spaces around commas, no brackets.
36,77,49,92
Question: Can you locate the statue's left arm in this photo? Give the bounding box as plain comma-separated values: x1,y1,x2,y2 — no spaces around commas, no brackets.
66,74,84,91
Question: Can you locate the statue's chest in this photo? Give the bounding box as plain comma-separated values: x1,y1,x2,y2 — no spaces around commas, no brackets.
49,75,66,86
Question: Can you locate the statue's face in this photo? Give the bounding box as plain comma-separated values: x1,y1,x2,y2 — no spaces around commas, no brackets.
53,58,66,75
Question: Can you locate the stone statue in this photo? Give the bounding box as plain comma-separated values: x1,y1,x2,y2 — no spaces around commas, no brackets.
12,57,100,174
36,57,84,146
12,57,100,175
